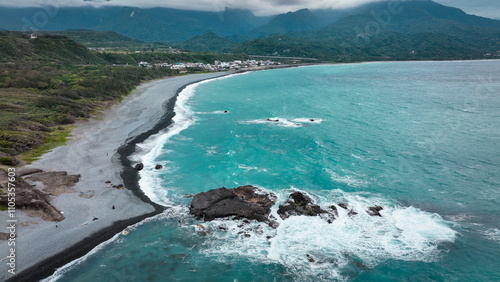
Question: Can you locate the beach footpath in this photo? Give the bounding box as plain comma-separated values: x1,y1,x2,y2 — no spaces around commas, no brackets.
0,72,228,281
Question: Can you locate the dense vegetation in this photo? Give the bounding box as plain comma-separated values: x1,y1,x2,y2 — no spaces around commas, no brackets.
49,30,149,48
179,1,500,61
0,32,236,165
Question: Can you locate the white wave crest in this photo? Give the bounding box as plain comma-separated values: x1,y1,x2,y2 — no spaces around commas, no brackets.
239,117,322,128
137,74,241,205
196,188,456,281
325,168,370,187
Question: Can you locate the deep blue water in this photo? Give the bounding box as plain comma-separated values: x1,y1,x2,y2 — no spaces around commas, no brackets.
49,61,500,281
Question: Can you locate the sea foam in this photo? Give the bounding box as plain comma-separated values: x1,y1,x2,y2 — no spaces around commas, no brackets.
137,74,241,205
196,188,457,281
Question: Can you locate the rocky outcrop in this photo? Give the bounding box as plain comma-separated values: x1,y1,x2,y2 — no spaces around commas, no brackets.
25,171,80,196
0,170,64,222
367,206,383,217
277,192,328,219
16,167,43,177
189,186,384,227
189,185,276,222
337,202,358,216
155,164,163,170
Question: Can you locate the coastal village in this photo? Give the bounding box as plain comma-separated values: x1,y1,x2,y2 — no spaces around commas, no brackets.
137,59,282,71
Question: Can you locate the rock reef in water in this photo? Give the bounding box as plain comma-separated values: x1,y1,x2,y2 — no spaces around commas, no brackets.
189,185,276,222
189,186,384,226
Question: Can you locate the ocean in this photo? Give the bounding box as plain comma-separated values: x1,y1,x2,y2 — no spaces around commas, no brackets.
48,61,500,281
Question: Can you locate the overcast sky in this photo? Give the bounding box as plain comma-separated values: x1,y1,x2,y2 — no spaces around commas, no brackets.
0,0,499,19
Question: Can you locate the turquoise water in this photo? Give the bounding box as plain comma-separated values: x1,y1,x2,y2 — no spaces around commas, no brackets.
50,61,500,281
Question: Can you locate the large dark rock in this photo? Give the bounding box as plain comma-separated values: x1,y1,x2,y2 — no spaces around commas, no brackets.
134,163,144,171
155,164,163,170
277,192,329,220
190,185,276,222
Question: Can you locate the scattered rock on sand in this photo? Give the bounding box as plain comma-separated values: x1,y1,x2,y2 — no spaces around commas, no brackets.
0,232,12,240
135,163,144,171
79,190,95,199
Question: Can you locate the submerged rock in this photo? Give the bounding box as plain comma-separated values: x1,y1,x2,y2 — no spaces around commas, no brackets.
189,185,276,222
306,254,315,263
348,210,358,216
338,203,349,209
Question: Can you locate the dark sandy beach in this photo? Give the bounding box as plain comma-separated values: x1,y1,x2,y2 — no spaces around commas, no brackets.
1,72,229,281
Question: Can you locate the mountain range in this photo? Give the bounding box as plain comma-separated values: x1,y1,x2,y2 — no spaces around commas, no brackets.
1,0,499,61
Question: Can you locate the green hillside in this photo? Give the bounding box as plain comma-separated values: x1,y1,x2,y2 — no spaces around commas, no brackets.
51,30,147,48
176,32,235,52
0,31,105,64
0,33,177,164
224,1,500,61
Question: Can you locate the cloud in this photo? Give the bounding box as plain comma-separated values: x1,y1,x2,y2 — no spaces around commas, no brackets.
434,0,500,19
0,0,383,15
0,0,498,18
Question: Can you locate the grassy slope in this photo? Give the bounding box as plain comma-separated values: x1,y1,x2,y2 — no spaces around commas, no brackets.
0,33,184,164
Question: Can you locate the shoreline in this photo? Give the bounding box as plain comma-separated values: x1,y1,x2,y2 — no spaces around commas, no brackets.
3,72,231,282
5,64,311,281
3,59,498,281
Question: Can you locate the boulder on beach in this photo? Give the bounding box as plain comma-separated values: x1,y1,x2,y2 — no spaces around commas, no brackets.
189,185,276,222
135,163,144,171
